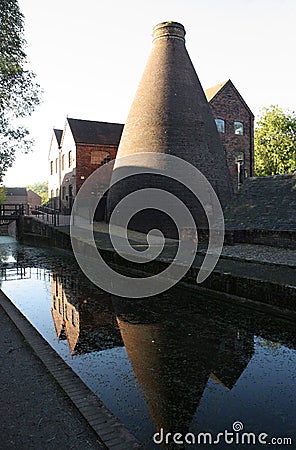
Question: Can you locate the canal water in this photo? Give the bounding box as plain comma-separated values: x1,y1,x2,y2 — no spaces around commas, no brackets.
0,237,295,449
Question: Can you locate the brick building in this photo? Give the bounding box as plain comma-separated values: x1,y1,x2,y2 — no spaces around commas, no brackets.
48,118,123,212
27,189,42,208
2,187,41,211
48,129,63,208
50,272,122,355
205,79,254,191
48,81,253,210
4,187,27,205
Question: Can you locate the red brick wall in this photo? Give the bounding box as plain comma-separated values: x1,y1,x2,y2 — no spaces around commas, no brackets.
208,83,254,191
76,144,118,193
4,195,27,204
27,190,42,207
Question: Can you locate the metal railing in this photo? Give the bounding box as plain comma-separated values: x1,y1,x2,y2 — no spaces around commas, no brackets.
32,205,70,227
0,203,28,221
33,205,60,226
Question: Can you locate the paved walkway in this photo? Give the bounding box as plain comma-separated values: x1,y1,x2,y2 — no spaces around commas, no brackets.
71,220,296,267
219,244,296,267
0,300,104,450
68,221,296,286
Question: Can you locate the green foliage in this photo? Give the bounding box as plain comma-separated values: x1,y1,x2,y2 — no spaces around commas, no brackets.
0,0,42,182
27,181,48,205
254,105,296,176
0,185,6,203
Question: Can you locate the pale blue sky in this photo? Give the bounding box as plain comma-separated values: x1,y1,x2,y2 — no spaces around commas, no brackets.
4,0,296,186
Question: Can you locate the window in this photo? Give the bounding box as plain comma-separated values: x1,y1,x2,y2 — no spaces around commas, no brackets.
215,118,225,133
62,186,66,200
61,154,65,171
50,160,53,175
51,189,54,198
234,121,244,135
55,158,58,173
235,152,245,188
56,188,59,198
68,150,72,168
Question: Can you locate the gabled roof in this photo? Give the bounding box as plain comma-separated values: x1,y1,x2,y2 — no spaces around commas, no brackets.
27,189,42,199
53,129,63,146
6,187,27,197
205,79,254,117
67,118,124,146
205,80,228,102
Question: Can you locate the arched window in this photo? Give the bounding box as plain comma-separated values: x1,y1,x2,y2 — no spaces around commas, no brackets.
215,118,225,133
234,121,244,135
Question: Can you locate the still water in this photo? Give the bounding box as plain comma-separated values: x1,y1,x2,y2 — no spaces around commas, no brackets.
0,237,295,449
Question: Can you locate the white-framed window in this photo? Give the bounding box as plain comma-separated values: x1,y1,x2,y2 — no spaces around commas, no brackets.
234,121,244,135
215,118,225,133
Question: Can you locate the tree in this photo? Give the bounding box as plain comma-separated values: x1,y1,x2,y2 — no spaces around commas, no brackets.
254,105,296,176
27,181,48,205
0,0,42,182
0,186,6,203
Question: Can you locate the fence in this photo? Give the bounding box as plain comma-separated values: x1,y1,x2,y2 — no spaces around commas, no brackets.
0,203,29,222
33,205,71,227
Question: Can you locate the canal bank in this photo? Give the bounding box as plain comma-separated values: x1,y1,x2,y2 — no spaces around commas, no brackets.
0,291,105,450
14,216,296,316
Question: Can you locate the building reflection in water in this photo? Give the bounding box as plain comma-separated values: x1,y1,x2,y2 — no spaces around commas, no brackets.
112,294,254,439
46,265,296,446
50,273,123,355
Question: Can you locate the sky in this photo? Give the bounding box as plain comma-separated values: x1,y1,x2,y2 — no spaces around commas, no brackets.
3,0,296,186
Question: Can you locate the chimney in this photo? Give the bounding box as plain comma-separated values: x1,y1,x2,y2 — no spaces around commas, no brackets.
107,21,233,238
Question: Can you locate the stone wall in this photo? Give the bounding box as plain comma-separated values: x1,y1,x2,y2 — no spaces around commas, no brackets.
0,223,8,235
16,216,72,250
224,174,296,248
15,217,296,314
